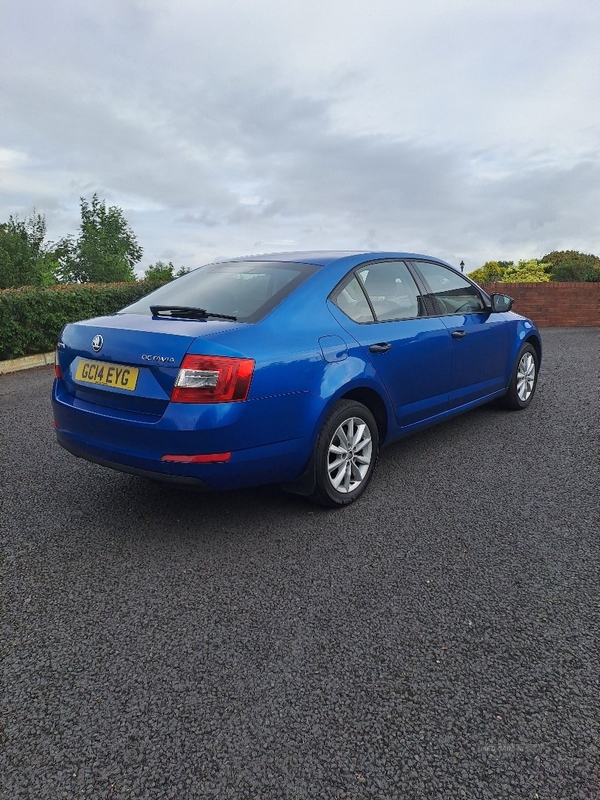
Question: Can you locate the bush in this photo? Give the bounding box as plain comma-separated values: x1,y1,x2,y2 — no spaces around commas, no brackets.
501,259,551,282
542,250,600,282
468,261,510,284
0,281,165,360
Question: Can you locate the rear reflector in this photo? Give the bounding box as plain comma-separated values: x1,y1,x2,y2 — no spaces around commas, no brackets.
171,355,254,403
161,452,232,463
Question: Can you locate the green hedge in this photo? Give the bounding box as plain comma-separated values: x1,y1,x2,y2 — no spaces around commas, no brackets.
0,281,166,360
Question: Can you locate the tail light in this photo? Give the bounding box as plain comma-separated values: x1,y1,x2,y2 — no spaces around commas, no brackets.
171,355,254,403
54,350,62,379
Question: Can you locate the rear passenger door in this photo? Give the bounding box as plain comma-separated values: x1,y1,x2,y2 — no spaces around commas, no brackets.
329,259,452,427
411,260,510,407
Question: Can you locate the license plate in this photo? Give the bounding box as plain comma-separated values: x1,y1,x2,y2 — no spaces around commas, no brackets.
74,359,139,391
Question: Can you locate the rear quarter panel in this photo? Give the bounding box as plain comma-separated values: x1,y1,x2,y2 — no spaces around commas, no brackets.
202,281,395,454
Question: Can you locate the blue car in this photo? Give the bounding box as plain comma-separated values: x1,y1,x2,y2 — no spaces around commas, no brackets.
52,252,541,506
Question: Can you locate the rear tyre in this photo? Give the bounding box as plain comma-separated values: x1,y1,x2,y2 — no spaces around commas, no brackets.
498,343,539,410
308,400,379,508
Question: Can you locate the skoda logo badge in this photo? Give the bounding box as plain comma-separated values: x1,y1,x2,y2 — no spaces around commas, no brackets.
91,334,103,353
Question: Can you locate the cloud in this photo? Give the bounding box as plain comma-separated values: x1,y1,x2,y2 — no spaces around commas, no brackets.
0,0,598,270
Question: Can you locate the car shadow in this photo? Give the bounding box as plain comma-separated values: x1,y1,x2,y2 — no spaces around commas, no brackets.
66,400,525,549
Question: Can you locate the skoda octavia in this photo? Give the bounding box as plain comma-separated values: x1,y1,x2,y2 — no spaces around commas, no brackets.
52,252,541,506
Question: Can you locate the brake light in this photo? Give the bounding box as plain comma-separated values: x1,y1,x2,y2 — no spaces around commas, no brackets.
54,350,62,379
171,355,254,403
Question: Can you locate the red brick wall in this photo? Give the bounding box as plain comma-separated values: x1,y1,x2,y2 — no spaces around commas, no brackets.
480,282,599,327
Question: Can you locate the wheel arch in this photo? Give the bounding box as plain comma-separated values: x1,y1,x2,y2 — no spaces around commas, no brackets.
338,386,389,444
281,384,389,498
524,333,542,367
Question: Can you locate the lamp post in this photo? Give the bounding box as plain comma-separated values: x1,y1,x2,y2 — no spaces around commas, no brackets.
460,260,465,273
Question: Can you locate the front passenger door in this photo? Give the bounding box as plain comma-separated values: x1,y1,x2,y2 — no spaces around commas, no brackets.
411,261,510,407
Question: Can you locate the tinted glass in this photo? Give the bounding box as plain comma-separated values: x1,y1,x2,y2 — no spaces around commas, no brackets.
357,260,423,321
121,261,319,323
414,261,485,314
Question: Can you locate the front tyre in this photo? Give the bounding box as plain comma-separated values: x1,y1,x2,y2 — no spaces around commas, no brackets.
498,343,539,410
309,400,379,508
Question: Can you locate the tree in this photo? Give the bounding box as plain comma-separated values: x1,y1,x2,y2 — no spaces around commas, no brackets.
58,194,142,283
143,261,191,282
501,259,551,283
143,261,176,281
542,250,600,282
0,211,57,288
468,261,511,284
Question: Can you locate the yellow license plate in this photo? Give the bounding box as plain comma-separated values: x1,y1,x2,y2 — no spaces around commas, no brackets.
75,359,139,391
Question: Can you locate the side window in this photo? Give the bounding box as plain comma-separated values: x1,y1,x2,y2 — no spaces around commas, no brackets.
330,275,375,323
414,261,485,315
357,261,423,321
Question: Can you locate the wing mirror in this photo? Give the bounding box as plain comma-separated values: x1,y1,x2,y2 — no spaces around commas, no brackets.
490,293,514,313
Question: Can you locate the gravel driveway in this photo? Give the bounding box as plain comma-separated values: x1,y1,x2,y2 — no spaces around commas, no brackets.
1,328,598,799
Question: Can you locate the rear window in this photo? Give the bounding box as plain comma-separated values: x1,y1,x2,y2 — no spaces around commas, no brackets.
121,261,319,323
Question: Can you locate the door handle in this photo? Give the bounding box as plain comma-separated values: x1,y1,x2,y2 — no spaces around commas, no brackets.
451,330,467,339
369,342,392,353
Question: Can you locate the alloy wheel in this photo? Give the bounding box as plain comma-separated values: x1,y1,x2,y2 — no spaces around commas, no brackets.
326,416,373,494
516,352,536,402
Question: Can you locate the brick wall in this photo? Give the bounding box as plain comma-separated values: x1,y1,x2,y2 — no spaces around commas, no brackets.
480,282,599,327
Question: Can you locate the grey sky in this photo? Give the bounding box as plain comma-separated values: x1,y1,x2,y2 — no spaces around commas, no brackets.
1,0,599,274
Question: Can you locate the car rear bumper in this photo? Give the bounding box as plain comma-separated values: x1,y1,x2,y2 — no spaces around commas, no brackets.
52,380,321,490
56,432,211,487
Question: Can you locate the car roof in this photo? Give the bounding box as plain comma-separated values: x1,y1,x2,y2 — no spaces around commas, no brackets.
224,250,456,270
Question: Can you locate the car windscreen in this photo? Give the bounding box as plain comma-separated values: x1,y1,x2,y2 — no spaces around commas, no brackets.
120,261,320,323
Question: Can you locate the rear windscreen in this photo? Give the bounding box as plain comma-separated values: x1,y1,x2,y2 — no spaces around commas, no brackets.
121,261,319,323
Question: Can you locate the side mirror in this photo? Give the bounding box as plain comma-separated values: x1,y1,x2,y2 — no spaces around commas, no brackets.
490,293,514,313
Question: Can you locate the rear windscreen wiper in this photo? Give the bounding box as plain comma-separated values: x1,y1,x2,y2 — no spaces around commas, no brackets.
150,305,237,321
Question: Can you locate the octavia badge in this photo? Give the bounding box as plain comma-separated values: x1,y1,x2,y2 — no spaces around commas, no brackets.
91,335,103,353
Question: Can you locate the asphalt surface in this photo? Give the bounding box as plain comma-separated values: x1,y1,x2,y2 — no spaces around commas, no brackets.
1,328,598,800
